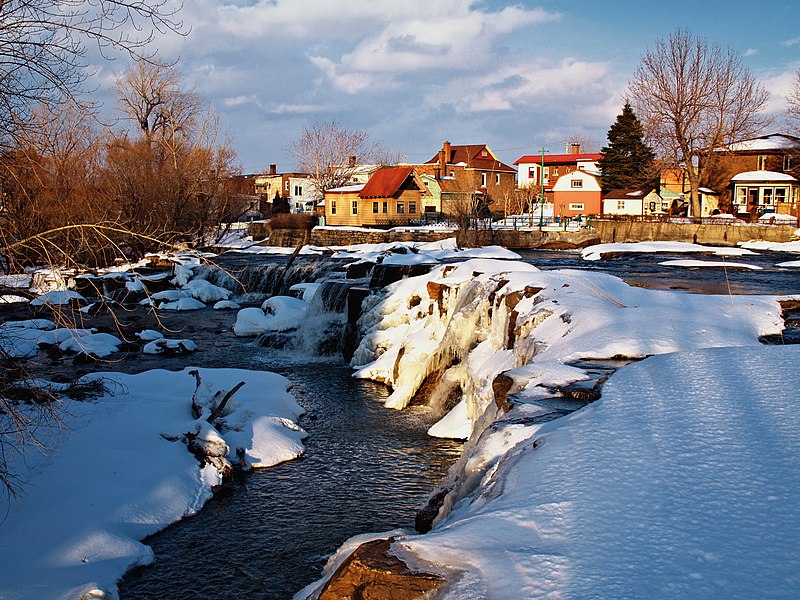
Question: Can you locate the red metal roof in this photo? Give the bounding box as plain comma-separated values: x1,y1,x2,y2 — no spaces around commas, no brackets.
514,153,601,165
359,166,415,198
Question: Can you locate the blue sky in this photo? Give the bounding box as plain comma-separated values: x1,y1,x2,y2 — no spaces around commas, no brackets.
91,1,800,174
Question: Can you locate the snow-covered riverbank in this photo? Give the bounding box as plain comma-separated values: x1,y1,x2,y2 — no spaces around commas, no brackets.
0,368,305,600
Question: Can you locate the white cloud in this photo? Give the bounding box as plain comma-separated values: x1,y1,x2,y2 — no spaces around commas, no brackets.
744,48,759,57
782,36,800,47
761,64,800,115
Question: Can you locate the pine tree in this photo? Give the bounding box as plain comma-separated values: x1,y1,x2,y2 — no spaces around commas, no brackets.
597,103,657,192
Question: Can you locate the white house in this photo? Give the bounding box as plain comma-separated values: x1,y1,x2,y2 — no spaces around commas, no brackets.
602,188,662,216
288,176,319,213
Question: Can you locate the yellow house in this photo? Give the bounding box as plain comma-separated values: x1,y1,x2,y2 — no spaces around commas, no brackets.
324,166,431,227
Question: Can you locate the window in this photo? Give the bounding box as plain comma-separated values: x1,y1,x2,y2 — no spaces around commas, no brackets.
757,155,767,170
617,200,626,210
449,170,455,177
481,149,488,157
409,201,417,214
352,200,358,214
481,172,487,187
330,201,336,215
528,167,536,179
294,185,303,196
568,203,585,211
373,201,379,213
495,174,500,185
284,180,290,191
763,187,774,205
571,179,583,188
382,201,388,213
397,201,405,214
649,201,657,211
784,156,794,171
553,167,559,176
776,187,788,203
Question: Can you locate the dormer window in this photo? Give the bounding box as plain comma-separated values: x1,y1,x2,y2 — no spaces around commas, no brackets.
481,149,488,157
571,179,583,188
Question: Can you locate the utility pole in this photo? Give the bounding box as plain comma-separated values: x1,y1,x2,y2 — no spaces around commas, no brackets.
539,147,548,231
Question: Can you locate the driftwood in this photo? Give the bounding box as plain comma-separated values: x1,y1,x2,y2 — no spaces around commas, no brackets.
188,369,245,424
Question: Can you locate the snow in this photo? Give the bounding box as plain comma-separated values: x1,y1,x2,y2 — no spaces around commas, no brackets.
740,239,800,253
581,241,755,260
157,297,206,311
351,258,783,439
213,299,241,310
142,338,198,354
659,259,763,270
233,296,308,336
0,294,29,303
30,289,86,306
182,278,232,303
58,332,123,358
778,260,800,267
398,345,800,599
135,329,164,342
730,170,797,181
0,368,305,600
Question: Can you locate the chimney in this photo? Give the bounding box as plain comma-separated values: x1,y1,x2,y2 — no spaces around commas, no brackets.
439,141,451,179
349,155,356,168
269,163,277,175
571,143,581,155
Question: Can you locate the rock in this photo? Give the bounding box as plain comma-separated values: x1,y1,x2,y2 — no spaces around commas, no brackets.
415,489,449,534
318,537,443,600
492,373,515,412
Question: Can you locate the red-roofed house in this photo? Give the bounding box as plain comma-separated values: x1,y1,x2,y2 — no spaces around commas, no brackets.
416,141,517,214
514,144,601,190
323,166,431,227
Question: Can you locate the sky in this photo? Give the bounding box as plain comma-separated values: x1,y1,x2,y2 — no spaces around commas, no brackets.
89,0,800,174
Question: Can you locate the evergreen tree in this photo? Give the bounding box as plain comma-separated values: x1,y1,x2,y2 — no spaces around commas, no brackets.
597,102,657,192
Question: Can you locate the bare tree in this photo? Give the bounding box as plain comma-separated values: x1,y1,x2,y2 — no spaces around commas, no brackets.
787,68,800,133
105,60,239,245
628,30,770,218
0,0,185,146
289,121,382,194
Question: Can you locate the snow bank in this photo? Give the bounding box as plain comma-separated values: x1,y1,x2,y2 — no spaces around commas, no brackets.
0,367,305,600
582,241,755,260
400,345,800,599
739,239,800,253
659,259,763,270
351,259,783,439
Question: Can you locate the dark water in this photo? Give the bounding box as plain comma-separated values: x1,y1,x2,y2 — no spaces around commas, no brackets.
119,355,462,599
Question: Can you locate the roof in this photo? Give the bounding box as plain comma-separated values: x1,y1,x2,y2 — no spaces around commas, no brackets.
359,166,415,198
425,144,516,172
514,153,601,166
730,170,798,182
604,188,656,200
719,133,800,153
326,184,365,193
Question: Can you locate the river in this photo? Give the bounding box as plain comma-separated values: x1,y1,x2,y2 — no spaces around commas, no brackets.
108,247,798,598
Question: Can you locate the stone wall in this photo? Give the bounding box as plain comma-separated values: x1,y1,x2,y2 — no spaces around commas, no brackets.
253,225,600,250
592,220,796,246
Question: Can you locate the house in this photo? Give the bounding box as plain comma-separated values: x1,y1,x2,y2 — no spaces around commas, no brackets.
418,141,517,214
552,170,602,218
602,188,662,216
253,164,316,212
700,133,800,211
730,171,799,219
514,144,601,190
323,166,431,227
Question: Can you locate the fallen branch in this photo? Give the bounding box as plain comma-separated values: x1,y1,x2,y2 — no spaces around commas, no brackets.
207,381,245,424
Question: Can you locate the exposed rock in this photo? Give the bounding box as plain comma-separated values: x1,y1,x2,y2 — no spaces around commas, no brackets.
492,373,515,413
318,537,443,600
415,489,449,534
